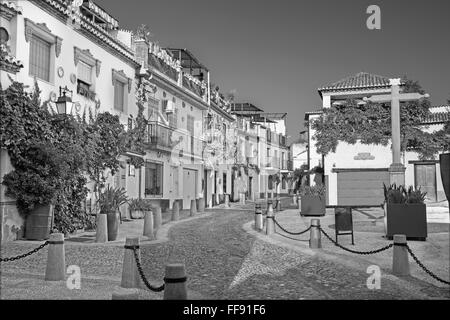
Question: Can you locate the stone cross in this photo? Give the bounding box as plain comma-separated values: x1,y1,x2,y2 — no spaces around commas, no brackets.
363,79,429,186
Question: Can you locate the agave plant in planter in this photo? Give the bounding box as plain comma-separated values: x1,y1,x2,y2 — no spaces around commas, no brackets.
128,198,145,219
383,183,427,240
97,186,128,241
299,184,326,216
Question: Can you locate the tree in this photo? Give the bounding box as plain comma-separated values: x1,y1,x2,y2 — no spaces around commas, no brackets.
309,79,447,160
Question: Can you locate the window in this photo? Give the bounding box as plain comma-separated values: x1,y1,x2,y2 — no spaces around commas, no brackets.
0,27,9,44
114,80,125,111
77,60,92,86
112,69,131,113
168,108,178,128
282,176,286,189
145,162,163,196
29,35,51,82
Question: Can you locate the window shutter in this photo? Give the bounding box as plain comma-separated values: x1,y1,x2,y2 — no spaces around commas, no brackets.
77,61,92,85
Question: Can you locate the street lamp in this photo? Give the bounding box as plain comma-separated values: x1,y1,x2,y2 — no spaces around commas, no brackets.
55,86,73,115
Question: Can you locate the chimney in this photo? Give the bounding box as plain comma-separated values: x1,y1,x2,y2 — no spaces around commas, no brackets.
134,39,149,69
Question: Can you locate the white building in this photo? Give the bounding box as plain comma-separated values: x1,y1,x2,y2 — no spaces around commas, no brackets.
305,72,449,206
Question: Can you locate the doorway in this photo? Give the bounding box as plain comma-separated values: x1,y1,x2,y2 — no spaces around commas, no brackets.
414,163,437,202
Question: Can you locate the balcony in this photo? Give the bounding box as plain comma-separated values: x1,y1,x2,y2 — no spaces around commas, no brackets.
281,160,292,171
265,156,280,169
145,121,203,158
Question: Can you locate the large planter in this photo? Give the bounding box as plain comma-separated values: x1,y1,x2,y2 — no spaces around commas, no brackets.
107,211,119,241
300,195,325,216
25,204,54,240
439,153,450,201
386,203,427,240
130,209,144,219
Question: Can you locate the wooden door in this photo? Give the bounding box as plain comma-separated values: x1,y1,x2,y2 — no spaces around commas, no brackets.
414,164,437,202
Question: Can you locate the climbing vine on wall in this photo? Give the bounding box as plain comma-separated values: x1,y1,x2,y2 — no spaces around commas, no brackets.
308,79,447,160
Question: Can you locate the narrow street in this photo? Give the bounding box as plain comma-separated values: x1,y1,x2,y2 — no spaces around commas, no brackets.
2,207,448,300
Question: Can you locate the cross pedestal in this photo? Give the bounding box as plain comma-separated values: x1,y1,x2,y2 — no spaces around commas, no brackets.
364,79,429,186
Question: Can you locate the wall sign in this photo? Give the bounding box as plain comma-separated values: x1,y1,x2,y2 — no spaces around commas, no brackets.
354,152,375,160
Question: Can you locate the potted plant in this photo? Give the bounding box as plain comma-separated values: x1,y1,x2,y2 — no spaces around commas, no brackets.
2,144,62,240
299,184,326,216
98,186,128,241
383,183,427,240
128,198,144,219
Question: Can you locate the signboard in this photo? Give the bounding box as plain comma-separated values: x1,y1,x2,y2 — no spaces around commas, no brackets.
334,207,354,244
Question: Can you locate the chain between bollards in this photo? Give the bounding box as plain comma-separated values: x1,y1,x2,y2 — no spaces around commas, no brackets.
403,244,450,285
273,217,312,236
0,241,49,262
319,226,394,255
125,245,165,292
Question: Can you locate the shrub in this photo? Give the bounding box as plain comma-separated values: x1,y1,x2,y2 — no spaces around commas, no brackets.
299,184,326,199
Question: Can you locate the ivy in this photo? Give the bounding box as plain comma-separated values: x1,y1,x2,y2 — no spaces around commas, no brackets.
309,79,448,159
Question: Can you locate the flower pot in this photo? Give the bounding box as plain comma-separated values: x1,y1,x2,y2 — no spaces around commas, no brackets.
439,153,450,201
107,211,119,241
386,203,427,240
130,209,144,219
25,204,54,240
300,195,325,216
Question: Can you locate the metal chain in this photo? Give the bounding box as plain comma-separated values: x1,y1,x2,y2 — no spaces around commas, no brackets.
273,217,312,236
0,241,49,262
403,244,450,286
130,246,165,292
319,226,394,255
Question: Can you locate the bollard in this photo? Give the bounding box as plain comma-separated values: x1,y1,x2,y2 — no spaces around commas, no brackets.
96,213,108,243
297,196,301,211
255,204,263,231
163,263,187,300
292,195,297,205
309,219,322,249
197,198,205,213
276,196,281,211
121,237,142,289
392,234,410,276
224,194,230,208
143,210,155,240
172,200,180,221
45,233,66,281
239,193,245,205
153,206,162,234
265,201,275,235
190,199,197,216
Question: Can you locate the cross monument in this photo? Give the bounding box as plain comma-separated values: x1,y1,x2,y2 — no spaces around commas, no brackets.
363,79,429,186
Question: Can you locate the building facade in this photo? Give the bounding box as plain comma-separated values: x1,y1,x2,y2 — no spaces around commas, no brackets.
1,0,141,240
0,0,293,242
305,72,449,206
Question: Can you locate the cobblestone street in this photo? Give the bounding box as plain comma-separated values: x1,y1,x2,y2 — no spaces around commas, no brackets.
1,207,448,300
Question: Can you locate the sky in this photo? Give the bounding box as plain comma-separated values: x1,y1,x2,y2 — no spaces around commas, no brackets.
96,0,450,142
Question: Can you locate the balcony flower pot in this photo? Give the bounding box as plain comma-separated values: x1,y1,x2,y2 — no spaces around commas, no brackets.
386,203,427,240
25,204,54,240
300,195,325,216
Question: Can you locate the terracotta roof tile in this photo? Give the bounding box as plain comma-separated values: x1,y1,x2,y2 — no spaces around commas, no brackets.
318,72,394,92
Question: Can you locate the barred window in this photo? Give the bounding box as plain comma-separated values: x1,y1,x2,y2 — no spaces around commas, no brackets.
29,35,51,82
114,80,125,111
